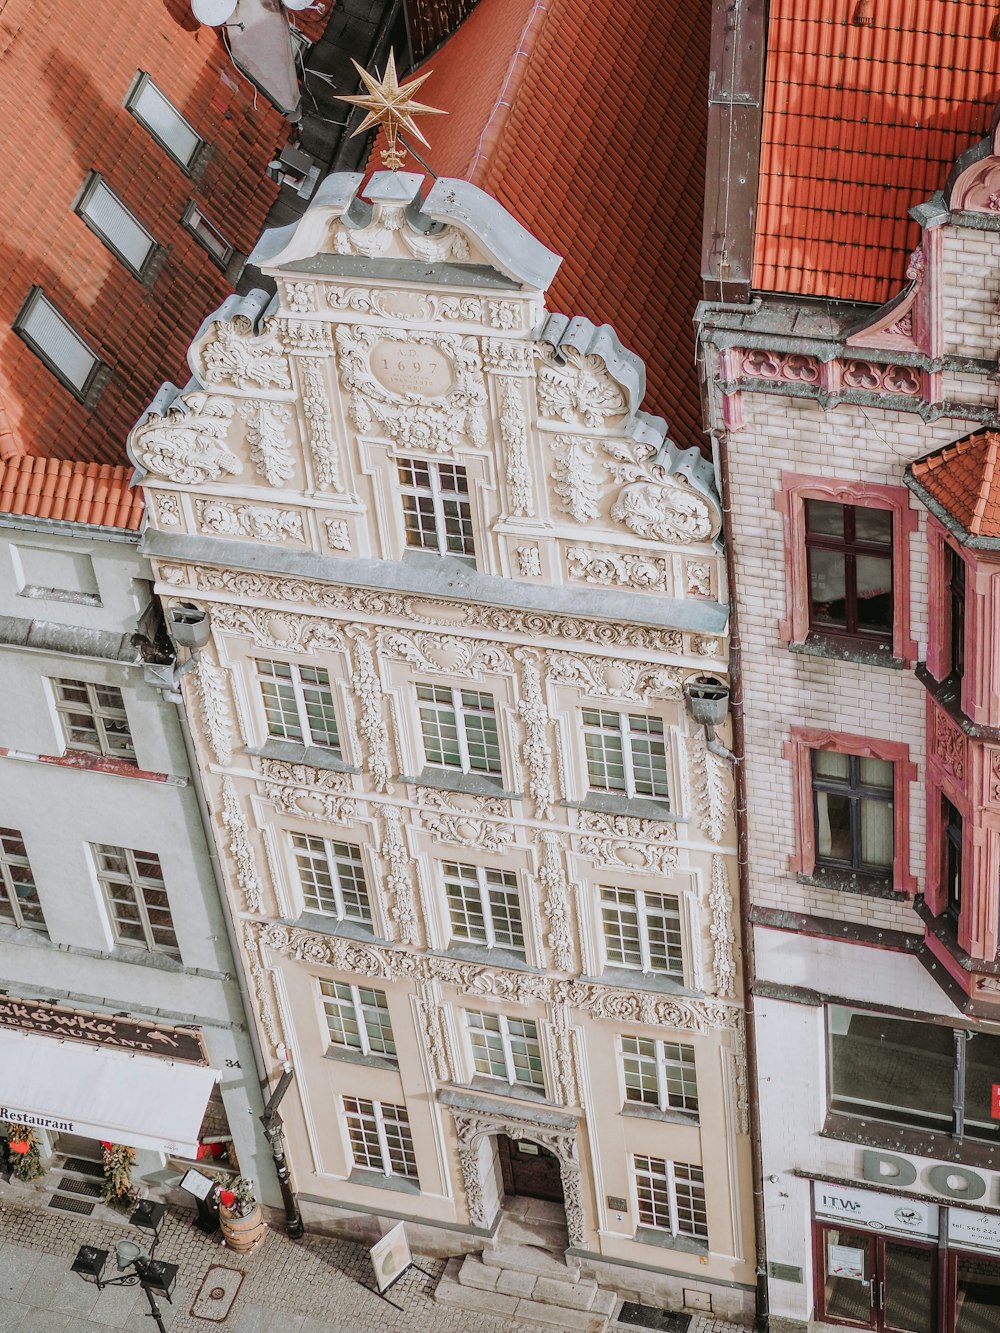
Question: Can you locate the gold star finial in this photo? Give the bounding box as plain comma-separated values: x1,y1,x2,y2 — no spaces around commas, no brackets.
336,49,446,171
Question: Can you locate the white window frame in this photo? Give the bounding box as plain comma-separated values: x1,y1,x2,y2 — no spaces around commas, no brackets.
465,1010,544,1089
620,1035,698,1113
291,834,371,923
256,659,341,753
600,885,683,977
92,843,179,956
417,684,502,777
0,828,45,932
13,288,103,402
632,1154,707,1239
126,71,203,171
320,980,395,1058
444,861,524,954
182,202,235,268
398,457,475,557
76,173,158,278
342,1097,417,1178
52,678,136,760
583,708,670,804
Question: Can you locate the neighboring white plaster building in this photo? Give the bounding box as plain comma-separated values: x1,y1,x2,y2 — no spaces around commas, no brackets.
129,170,755,1320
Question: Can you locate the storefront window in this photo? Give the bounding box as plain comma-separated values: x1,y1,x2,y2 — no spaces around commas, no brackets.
963,1032,1000,1146
822,1226,873,1325
956,1253,1000,1331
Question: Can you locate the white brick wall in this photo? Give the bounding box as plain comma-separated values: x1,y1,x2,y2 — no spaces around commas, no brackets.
939,228,1000,360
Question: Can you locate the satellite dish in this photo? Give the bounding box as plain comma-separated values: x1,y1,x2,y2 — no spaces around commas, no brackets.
283,0,316,10
191,0,237,24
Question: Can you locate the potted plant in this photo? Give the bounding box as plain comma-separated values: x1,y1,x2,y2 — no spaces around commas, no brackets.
100,1142,138,1208
215,1175,267,1253
4,1122,44,1181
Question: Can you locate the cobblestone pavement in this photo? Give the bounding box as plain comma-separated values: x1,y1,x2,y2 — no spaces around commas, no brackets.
0,1188,751,1332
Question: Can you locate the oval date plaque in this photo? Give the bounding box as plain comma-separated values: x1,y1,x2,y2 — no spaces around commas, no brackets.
370,340,454,398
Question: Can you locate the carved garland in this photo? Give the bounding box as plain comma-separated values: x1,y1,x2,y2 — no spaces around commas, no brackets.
380,805,421,946
499,378,533,517
298,357,342,491
239,400,294,487
537,833,574,972
130,394,243,485
197,318,292,393
709,855,736,998
221,777,264,913
349,629,392,792
516,651,556,820
192,656,235,766
685,731,729,843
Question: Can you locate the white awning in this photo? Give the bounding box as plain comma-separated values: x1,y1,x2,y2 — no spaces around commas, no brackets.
0,1029,219,1156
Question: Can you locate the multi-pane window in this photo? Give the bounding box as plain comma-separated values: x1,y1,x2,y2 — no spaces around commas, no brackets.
417,685,501,777
805,500,893,642
182,202,234,268
583,710,669,803
621,1036,698,1113
601,886,683,977
944,796,963,921
14,288,103,400
126,72,203,170
0,829,45,931
633,1155,708,1240
256,660,340,752
398,459,474,557
53,679,135,760
342,1097,417,1178
76,174,157,278
93,844,178,955
811,749,894,877
466,1011,543,1088
291,835,370,922
321,981,395,1057
444,862,524,954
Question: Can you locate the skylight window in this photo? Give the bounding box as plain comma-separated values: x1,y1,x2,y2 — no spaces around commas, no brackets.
126,72,203,171
13,288,103,402
76,174,158,278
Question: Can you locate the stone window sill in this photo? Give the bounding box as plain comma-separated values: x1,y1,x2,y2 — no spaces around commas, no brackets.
796,869,904,901
348,1168,421,1195
565,793,681,823
634,1226,708,1256
468,1075,548,1105
400,767,520,801
291,913,383,946
587,967,692,997
621,1102,699,1127
250,739,358,774
788,634,904,671
436,943,536,971
324,1045,398,1072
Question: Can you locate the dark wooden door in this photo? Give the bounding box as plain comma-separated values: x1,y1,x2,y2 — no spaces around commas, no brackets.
498,1136,564,1203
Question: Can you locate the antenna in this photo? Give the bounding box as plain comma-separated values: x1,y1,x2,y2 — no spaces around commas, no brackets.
191,0,238,25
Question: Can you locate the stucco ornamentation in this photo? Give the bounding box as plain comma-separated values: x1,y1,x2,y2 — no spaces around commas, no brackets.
420,804,514,853
537,346,627,426
193,656,235,766
482,338,533,373
516,546,541,577
260,774,356,825
195,500,303,543
380,805,421,945
348,629,392,792
566,546,670,593
210,604,346,654
932,705,967,784
278,319,334,354
155,493,181,526
131,394,242,485
546,1003,580,1107
517,651,556,820
198,318,292,392
327,287,484,324
709,855,736,998
605,440,719,544
740,348,820,383
574,811,678,874
285,282,315,313
732,1015,750,1135
242,923,282,1050
550,435,601,523
330,207,472,264
686,731,729,842
499,378,533,516
842,359,921,396
221,778,264,913
379,629,514,677
239,400,295,487
686,560,712,597
414,978,453,1081
537,833,574,971
324,519,351,551
547,652,682,701
299,357,342,490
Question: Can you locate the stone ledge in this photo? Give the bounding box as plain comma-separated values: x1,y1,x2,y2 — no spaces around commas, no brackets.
511,1295,611,1330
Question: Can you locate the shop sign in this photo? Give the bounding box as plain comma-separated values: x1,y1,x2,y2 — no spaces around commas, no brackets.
0,1107,75,1134
948,1208,1000,1254
813,1181,939,1240
0,997,206,1064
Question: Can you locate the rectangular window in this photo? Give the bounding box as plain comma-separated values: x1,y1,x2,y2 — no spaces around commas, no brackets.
633,1155,708,1240
583,710,669,803
0,829,45,932
256,660,341,752
417,684,501,777
342,1097,417,1178
126,72,203,170
320,981,395,1057
947,544,966,681
943,796,963,922
93,844,178,955
182,202,234,268
805,500,893,643
444,861,524,954
398,458,474,557
812,749,894,876
291,835,370,923
76,174,157,277
621,1036,698,1113
466,1011,544,1088
14,288,102,400
601,886,682,977
53,679,135,760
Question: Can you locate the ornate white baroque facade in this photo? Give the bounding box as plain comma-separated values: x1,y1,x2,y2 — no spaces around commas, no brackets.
129,170,753,1316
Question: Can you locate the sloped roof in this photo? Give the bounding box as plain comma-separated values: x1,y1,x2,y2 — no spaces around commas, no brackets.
400,0,710,444
755,0,1000,303
910,431,1000,537
0,456,143,531
0,0,292,467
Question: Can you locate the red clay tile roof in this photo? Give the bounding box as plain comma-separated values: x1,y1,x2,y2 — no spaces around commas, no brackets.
755,1,1000,304
0,0,297,467
0,456,143,531
911,432,1000,537
399,0,710,444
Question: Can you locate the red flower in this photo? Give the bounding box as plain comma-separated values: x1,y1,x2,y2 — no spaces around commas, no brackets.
219,1189,236,1208
100,1141,113,1151
8,1140,29,1154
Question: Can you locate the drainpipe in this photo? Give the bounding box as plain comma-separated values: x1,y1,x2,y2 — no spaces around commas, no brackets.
714,427,770,1331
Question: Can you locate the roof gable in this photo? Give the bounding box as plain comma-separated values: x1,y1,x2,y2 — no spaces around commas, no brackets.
911,432,1000,538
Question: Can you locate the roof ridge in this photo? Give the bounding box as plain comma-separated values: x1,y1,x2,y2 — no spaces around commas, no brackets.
465,0,550,184
970,432,1000,535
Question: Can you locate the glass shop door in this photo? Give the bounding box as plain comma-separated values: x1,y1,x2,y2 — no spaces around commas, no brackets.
816,1226,937,1332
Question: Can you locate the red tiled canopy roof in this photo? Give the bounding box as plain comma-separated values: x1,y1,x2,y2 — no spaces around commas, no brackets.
756,0,1000,304
911,432,1000,537
0,456,143,531
402,0,710,444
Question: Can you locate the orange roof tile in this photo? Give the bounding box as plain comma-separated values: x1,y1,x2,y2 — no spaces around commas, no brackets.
911,431,1000,537
0,455,143,531
755,1,1000,303
0,0,310,467
399,0,709,444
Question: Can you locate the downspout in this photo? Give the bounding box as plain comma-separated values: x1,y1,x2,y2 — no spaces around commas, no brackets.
714,426,769,1331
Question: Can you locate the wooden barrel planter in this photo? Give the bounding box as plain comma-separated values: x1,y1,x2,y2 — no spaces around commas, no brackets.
219,1202,267,1253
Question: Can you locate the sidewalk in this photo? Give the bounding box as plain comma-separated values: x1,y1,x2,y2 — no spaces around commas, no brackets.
0,1187,750,1332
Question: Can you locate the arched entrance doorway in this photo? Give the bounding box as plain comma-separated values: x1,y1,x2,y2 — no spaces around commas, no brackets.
498,1134,564,1204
